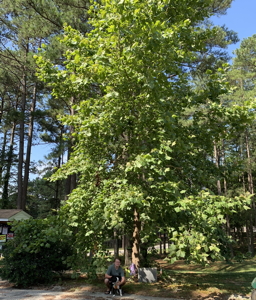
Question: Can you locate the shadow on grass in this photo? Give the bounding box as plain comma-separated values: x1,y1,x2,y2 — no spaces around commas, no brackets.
6,259,254,300
70,261,255,299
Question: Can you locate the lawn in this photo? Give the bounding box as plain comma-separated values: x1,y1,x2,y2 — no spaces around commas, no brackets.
46,258,256,299
1,256,255,299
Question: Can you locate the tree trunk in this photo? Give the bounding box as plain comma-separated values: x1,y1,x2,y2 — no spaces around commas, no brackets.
65,159,77,198
0,90,7,186
1,126,15,208
114,228,119,258
123,234,132,265
245,130,255,256
65,99,77,199
159,232,162,255
132,207,140,267
0,130,7,193
54,180,60,210
163,230,167,254
222,142,234,258
23,84,37,209
214,142,221,195
246,131,254,194
17,71,27,210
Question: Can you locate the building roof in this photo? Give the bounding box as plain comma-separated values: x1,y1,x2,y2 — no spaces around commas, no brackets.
0,209,32,221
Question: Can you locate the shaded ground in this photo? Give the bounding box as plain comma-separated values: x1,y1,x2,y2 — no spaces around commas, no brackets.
0,259,254,300
0,283,251,300
0,287,187,300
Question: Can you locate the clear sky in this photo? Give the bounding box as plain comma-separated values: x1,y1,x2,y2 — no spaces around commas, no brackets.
211,0,256,57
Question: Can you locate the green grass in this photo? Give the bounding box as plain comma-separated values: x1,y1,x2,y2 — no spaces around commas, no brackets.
50,258,256,299
2,257,255,299
147,258,256,298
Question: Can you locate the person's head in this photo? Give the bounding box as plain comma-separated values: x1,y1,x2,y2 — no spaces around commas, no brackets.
114,258,121,267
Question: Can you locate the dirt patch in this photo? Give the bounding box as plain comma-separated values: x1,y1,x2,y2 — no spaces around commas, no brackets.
0,279,14,289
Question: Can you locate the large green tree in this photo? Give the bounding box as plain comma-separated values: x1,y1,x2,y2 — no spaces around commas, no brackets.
0,0,237,214
35,0,251,266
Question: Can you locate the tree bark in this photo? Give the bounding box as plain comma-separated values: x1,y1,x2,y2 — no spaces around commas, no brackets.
65,98,77,199
132,207,140,267
0,130,7,195
214,142,222,195
23,84,37,209
17,71,27,210
0,88,7,186
123,234,132,265
114,228,119,258
245,130,254,256
1,126,15,208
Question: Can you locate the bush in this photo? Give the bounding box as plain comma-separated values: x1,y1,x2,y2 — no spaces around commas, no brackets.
0,217,73,287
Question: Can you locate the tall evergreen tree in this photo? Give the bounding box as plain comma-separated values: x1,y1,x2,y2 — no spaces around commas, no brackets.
224,35,256,255
0,0,90,210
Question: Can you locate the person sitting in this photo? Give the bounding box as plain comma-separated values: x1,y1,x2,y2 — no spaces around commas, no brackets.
104,257,126,295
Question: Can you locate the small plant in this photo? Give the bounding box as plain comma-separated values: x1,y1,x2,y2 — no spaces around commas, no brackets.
0,217,73,287
233,251,253,262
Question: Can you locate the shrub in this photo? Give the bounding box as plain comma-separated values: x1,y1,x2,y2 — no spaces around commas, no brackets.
0,217,73,287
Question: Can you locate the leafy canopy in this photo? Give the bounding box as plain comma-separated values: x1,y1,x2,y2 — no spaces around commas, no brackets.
35,0,251,263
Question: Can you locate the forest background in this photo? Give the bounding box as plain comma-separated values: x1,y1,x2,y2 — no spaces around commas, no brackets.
0,0,256,275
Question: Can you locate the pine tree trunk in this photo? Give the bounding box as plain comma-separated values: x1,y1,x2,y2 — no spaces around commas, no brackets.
0,130,7,195
0,91,7,187
246,131,254,194
23,84,37,209
1,126,15,208
54,158,61,210
17,71,27,210
245,130,255,256
222,142,234,258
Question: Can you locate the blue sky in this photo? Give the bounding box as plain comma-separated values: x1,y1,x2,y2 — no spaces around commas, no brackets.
211,0,256,57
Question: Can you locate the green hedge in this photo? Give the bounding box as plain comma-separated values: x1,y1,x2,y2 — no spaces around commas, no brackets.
0,217,73,287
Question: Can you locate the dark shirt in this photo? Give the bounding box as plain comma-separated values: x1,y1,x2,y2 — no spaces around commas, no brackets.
106,263,124,277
